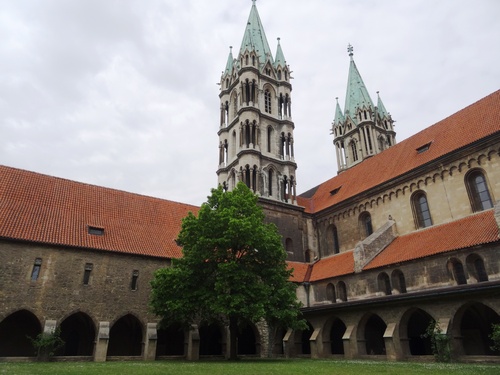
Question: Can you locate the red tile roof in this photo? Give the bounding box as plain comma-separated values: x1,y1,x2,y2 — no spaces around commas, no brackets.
309,250,354,282
0,165,199,258
364,209,499,270
287,261,311,283
299,90,500,214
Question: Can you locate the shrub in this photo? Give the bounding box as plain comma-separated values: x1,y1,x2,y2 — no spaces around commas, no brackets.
490,323,500,352
421,320,451,362
28,327,65,361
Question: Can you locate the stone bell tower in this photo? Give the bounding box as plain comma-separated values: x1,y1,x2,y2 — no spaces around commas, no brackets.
217,0,298,204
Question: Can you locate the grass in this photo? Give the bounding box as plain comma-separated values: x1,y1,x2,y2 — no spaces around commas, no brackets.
1,359,500,375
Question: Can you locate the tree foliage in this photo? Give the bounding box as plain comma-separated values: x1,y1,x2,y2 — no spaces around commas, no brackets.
150,183,304,358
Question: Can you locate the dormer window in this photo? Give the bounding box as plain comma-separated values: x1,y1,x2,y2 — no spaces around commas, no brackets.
88,226,104,236
416,142,432,154
330,186,341,196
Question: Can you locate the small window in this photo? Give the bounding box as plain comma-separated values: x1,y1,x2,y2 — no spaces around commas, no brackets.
330,187,341,196
391,269,407,293
31,258,42,281
88,226,104,236
337,281,347,302
377,272,392,295
326,283,336,303
131,270,139,291
416,142,432,154
359,212,373,238
83,263,93,285
448,258,467,285
332,225,340,255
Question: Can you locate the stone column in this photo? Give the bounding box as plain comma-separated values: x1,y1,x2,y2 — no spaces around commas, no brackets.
283,328,295,358
383,322,402,361
342,325,356,359
143,323,157,361
94,322,110,362
309,327,322,358
186,324,200,361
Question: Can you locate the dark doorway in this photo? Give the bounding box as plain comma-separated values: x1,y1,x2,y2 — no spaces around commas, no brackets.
107,314,143,356
0,310,41,357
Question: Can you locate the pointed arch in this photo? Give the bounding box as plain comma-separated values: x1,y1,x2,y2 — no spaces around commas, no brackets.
56,312,96,356
107,314,143,356
0,309,42,356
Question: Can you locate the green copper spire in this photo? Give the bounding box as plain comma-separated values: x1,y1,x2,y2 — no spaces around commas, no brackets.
274,37,286,67
224,46,234,74
376,91,389,118
239,0,274,65
333,97,345,125
344,44,374,122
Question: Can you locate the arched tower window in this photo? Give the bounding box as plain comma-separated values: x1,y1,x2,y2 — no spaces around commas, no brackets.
465,170,493,212
268,169,273,197
411,191,433,228
277,70,282,80
359,212,373,238
264,90,272,114
350,140,358,162
267,127,273,153
285,238,294,255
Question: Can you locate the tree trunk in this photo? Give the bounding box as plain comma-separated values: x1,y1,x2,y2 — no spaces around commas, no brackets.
228,316,238,360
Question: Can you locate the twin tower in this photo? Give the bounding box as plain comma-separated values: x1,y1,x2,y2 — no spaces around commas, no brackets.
216,1,396,204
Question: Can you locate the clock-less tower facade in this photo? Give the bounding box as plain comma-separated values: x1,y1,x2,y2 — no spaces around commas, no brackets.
217,1,298,204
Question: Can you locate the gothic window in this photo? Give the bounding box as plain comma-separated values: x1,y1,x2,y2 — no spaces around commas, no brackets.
31,258,42,281
391,269,407,293
244,165,251,188
447,258,467,285
332,225,340,254
268,169,273,197
466,170,493,212
280,132,285,159
232,131,237,157
267,127,273,153
377,272,392,295
359,212,373,238
411,191,433,228
327,224,340,255
364,110,367,120
277,70,282,80
245,55,249,65
252,165,257,192
337,281,347,302
252,55,255,66
83,263,93,285
466,254,488,282
131,270,139,291
286,238,294,255
387,135,392,146
233,96,237,117
350,141,358,162
284,70,288,80
304,249,311,263
326,283,336,303
264,90,272,114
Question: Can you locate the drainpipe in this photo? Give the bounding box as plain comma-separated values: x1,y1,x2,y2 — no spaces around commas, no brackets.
303,282,311,308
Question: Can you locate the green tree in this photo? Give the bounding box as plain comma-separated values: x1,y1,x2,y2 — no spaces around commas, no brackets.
150,183,304,360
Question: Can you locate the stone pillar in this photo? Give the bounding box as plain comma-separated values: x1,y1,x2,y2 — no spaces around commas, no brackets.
383,322,402,361
94,322,110,362
309,327,322,358
186,324,200,361
283,328,294,358
342,325,356,359
143,323,157,361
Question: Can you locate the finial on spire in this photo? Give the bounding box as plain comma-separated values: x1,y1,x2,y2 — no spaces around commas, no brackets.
277,37,281,44
347,43,354,57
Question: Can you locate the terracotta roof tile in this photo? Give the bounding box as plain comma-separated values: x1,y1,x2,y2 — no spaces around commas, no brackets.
0,165,199,258
287,261,311,283
299,90,500,214
308,251,354,282
364,210,499,270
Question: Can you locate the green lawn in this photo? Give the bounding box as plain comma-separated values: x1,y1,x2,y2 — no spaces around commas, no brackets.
1,359,500,375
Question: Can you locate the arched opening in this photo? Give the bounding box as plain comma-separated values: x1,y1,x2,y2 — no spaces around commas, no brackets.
0,310,42,357
330,318,346,355
285,238,294,255
466,254,489,282
406,309,433,356
199,323,224,356
337,281,347,302
364,314,387,355
107,314,143,356
391,269,407,294
272,327,287,355
359,212,373,238
326,283,336,303
457,303,500,355
300,322,314,355
237,322,258,355
56,312,95,356
447,258,467,285
377,272,391,295
156,323,185,356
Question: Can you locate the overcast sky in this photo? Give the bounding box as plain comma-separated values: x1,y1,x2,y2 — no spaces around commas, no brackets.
1,0,499,206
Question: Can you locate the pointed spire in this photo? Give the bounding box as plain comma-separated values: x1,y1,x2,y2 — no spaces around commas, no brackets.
239,0,273,65
376,91,389,118
274,37,286,67
224,46,234,74
344,44,375,122
333,97,345,125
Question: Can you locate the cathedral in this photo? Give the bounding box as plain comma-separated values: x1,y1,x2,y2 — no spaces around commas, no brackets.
1,1,499,362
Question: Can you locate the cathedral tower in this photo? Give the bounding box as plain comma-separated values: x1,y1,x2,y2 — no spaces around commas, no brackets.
332,45,396,173
217,1,298,204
